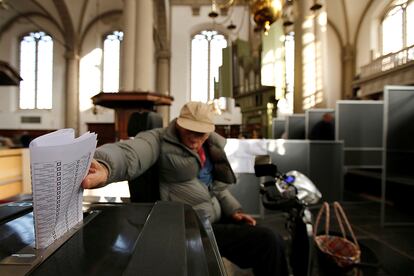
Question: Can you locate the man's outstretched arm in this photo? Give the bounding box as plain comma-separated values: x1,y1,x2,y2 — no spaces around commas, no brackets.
82,159,109,189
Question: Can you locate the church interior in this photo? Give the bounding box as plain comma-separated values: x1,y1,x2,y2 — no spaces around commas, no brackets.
0,0,414,275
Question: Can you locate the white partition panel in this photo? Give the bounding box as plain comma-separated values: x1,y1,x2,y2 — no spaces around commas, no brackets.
305,108,335,140
336,100,383,168
225,139,343,216
271,118,286,139
286,114,305,139
382,86,414,226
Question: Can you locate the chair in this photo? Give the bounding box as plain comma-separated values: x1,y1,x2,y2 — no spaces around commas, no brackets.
127,111,163,203
127,111,163,137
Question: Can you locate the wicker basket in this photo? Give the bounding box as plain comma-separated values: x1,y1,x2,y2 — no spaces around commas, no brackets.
314,201,361,269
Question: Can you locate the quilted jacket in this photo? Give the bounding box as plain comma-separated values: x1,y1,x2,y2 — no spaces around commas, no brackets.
95,119,241,222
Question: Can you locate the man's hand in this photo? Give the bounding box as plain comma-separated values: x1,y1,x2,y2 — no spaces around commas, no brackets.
81,159,109,189
231,211,256,226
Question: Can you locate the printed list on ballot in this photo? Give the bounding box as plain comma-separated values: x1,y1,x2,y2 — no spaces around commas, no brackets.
29,129,97,249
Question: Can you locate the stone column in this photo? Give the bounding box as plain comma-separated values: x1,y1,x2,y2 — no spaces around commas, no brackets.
134,0,155,91
120,0,136,91
342,44,355,99
92,0,172,140
293,0,304,113
156,50,170,125
65,51,80,134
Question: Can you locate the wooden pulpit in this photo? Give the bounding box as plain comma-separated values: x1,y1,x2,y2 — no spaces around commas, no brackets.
91,92,173,140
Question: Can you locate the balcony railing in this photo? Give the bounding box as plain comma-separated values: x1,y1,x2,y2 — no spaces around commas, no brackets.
361,45,414,78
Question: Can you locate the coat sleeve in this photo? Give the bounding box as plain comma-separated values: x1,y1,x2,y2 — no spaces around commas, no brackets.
211,180,242,216
94,129,162,184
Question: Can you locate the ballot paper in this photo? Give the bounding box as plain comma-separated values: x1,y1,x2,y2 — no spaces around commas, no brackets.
29,129,97,249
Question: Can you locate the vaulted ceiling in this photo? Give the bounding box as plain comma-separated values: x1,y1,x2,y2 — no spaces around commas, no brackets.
0,0,175,52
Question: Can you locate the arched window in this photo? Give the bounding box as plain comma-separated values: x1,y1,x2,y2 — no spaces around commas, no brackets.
191,30,227,102
381,0,414,55
19,31,53,109
102,30,123,92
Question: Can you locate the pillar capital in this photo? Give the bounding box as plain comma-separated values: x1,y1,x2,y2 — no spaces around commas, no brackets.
64,50,80,60
342,44,355,61
156,49,171,59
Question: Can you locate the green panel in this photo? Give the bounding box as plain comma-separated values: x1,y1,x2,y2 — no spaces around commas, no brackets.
234,39,250,58
214,79,219,99
261,21,285,99
219,46,232,98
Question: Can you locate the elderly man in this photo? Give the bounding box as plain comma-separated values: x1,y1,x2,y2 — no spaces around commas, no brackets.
82,101,288,276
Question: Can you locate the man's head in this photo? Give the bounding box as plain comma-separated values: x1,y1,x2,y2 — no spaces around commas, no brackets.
176,101,215,151
322,113,333,123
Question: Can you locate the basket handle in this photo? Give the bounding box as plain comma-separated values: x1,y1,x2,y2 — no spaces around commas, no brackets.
333,201,360,249
313,201,330,238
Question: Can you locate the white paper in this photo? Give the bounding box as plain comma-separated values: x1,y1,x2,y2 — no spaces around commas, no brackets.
30,129,97,249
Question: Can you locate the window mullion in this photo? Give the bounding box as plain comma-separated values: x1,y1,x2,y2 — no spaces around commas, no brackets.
403,4,407,47
207,40,211,101
34,39,39,109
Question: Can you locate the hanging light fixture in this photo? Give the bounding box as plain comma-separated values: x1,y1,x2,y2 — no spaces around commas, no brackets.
208,0,286,34
208,0,219,18
209,0,235,18
250,0,284,34
227,21,237,30
209,0,241,31
282,0,294,26
310,0,323,11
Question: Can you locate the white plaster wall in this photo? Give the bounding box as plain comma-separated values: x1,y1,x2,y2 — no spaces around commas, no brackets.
325,0,372,47
325,0,347,41
355,14,372,74
78,22,118,135
0,18,65,130
170,5,250,119
355,0,390,74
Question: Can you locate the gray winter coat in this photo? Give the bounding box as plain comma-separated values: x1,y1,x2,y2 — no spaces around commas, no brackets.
94,119,242,222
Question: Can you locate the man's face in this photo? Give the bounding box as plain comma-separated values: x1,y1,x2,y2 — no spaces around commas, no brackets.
176,124,209,151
